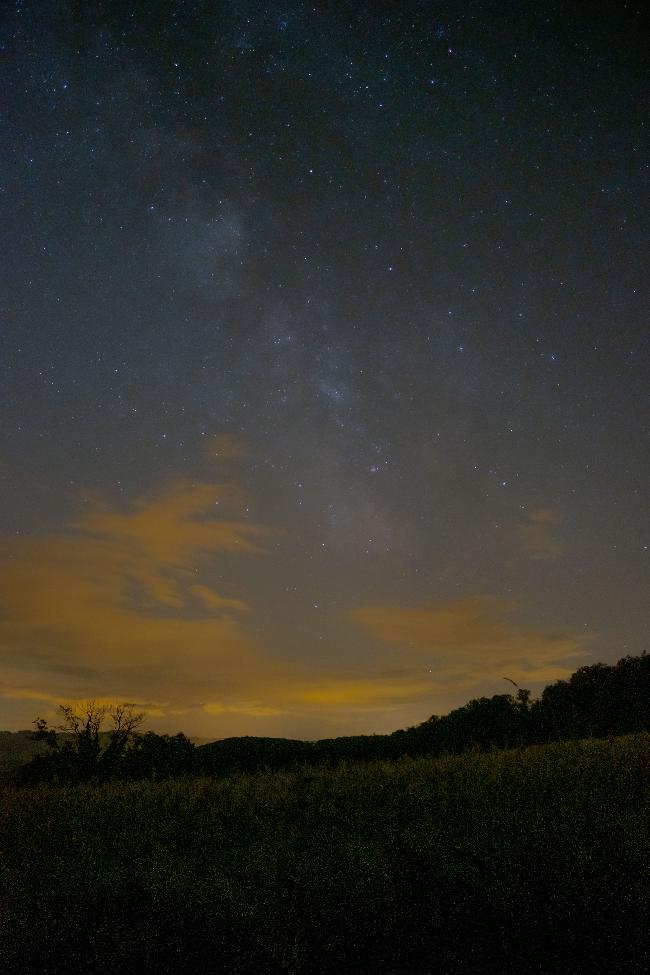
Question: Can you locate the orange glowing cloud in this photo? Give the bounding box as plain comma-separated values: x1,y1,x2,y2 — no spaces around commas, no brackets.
350,595,587,688
282,676,438,710
0,457,591,737
0,476,278,714
2,467,443,734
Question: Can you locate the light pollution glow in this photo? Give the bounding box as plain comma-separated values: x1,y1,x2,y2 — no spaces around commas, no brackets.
0,439,588,738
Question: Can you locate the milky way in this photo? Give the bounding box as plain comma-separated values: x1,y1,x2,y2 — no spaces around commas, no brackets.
0,2,647,737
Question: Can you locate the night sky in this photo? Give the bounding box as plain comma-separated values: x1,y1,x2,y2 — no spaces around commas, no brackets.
1,2,647,738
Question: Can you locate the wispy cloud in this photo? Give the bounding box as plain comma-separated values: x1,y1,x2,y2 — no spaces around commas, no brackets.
0,464,589,736
1,467,438,731
350,595,587,689
0,474,275,713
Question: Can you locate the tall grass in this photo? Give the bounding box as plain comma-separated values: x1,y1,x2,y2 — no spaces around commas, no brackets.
1,734,648,973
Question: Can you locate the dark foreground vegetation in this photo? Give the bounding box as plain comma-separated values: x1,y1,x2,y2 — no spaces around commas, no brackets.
2,655,648,972
1,734,648,974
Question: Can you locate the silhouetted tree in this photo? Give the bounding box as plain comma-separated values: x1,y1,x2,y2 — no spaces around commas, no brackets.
433,693,529,753
31,716,58,750
530,653,650,742
99,703,145,777
121,731,197,780
18,701,143,784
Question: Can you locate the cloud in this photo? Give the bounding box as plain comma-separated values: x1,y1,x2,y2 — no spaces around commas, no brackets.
0,465,438,732
1,467,435,732
0,476,278,713
201,700,287,718
350,595,587,689
0,687,168,715
0,463,589,737
517,507,564,560
282,676,438,710
188,585,249,612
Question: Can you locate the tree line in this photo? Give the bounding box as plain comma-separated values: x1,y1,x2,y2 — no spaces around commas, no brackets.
16,652,649,785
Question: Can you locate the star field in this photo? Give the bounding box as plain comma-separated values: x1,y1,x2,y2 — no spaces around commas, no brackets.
0,1,647,737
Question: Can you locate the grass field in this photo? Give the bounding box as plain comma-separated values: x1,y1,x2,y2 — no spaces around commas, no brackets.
1,734,648,974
